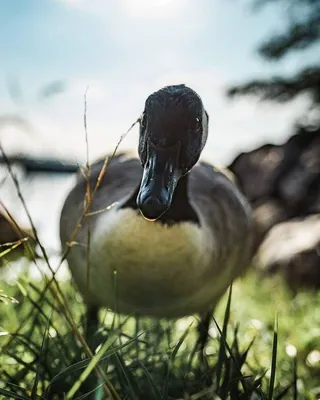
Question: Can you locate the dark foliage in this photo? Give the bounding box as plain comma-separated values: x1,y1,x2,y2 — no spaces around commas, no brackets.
228,66,320,104
228,0,320,115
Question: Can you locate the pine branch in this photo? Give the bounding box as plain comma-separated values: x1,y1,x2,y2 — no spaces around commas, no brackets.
227,66,320,103
258,13,320,59
253,0,320,12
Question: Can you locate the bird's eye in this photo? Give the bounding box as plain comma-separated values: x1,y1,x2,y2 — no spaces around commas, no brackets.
195,117,201,128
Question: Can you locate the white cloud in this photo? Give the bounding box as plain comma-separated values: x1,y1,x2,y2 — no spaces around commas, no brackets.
120,0,185,18
59,0,187,18
2,65,308,166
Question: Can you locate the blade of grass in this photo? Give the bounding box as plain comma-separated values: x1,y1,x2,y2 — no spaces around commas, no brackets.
171,321,193,361
161,361,170,400
113,351,140,400
238,338,255,369
216,283,233,390
65,327,147,399
136,359,162,400
74,382,104,400
0,129,133,399
3,382,47,400
5,350,38,373
16,279,28,296
275,384,292,399
58,116,140,275
9,334,40,359
31,309,53,399
268,312,278,400
48,328,147,388
251,370,267,391
0,238,27,258
163,321,194,398
293,356,297,400
0,388,35,400
0,291,19,304
213,315,249,399
83,87,93,307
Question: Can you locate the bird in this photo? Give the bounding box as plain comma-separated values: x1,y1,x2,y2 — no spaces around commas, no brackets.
59,84,254,351
0,211,36,267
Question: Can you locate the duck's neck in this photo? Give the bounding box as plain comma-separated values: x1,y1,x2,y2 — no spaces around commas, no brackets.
122,174,199,225
158,174,199,225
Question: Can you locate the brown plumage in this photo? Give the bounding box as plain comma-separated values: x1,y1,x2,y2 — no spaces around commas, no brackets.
0,212,36,266
59,85,255,351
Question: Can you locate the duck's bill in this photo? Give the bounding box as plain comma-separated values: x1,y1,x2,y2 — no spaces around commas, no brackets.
137,142,181,221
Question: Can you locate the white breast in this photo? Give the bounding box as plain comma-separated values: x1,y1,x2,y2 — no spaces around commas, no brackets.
68,207,228,317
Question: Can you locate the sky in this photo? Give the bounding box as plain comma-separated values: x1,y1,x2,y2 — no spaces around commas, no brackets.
0,0,317,166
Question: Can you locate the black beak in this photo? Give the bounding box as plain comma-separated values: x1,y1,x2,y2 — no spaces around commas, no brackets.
137,141,182,221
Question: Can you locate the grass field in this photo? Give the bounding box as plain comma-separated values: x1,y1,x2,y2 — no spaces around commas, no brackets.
1,262,320,399
0,135,319,399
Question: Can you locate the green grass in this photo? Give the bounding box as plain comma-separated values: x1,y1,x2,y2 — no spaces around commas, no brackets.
1,88,319,399
1,266,320,399
1,127,320,398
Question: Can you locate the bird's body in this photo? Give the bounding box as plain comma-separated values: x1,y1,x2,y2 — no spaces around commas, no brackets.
0,212,36,267
60,84,254,358
60,154,253,318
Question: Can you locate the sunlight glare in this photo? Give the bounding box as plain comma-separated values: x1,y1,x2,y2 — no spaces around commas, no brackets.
121,0,183,18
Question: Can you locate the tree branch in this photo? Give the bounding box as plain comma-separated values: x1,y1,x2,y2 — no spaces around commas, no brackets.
258,13,320,59
227,66,320,103
253,0,320,12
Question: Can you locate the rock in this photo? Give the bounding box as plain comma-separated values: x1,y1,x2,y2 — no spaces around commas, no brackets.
229,125,320,219
254,214,320,290
229,124,320,289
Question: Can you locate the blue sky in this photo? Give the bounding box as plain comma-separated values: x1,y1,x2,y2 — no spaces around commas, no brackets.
0,0,316,165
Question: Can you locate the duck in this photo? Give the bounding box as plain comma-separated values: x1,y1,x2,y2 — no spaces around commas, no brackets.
0,211,37,267
59,84,254,349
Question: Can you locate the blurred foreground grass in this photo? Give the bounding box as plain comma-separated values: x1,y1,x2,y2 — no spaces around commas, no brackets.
1,267,320,399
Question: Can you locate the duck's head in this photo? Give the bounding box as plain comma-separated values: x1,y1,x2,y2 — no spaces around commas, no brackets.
137,84,208,221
